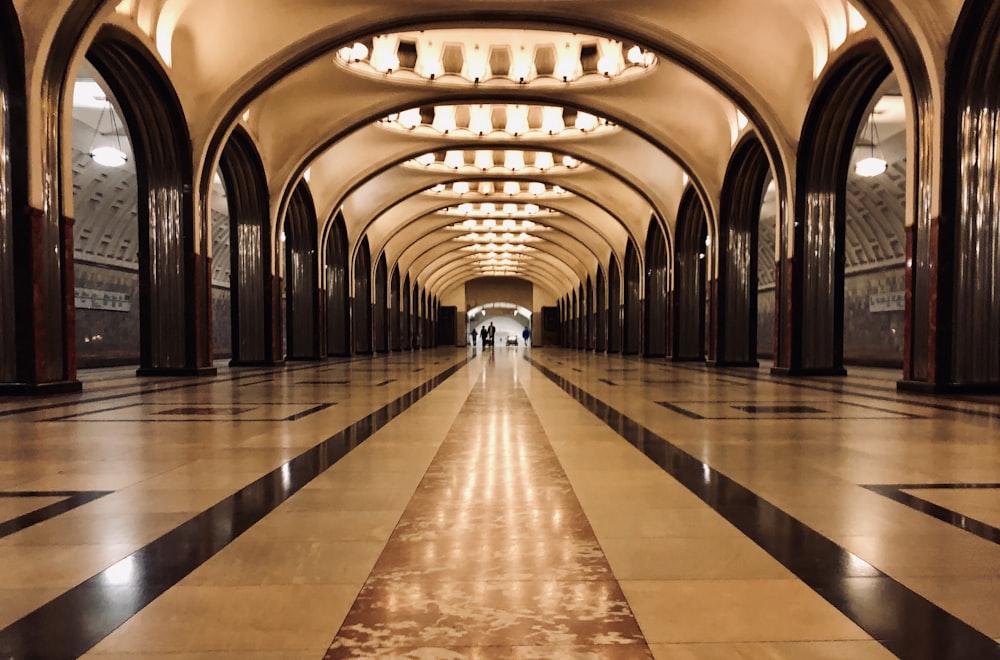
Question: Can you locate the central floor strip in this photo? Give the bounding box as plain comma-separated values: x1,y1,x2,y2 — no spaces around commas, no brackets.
326,361,651,657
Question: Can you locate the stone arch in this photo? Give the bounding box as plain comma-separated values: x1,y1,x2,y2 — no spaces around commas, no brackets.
284,181,320,359
644,217,669,358
353,236,373,354
715,134,771,366
390,264,402,351
326,212,350,356
374,252,389,352
622,240,641,355
607,255,622,353
595,265,607,352
672,187,708,361
775,40,892,375
84,27,211,376
219,126,280,365
0,0,26,385
938,0,1000,389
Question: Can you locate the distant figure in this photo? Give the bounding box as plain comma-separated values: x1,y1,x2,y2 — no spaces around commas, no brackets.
480,325,488,347
522,327,531,345
487,322,496,347
470,329,477,347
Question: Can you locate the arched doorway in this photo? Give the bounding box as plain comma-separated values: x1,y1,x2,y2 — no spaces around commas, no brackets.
403,274,412,350
78,30,213,377
353,236,373,354
608,255,622,353
673,188,708,361
586,275,595,350
390,264,401,351
937,0,1000,389
0,0,25,384
284,182,320,360
774,41,893,376
622,241,641,355
374,252,388,352
644,218,668,358
595,266,607,352
716,135,770,366
326,213,350,356
218,127,279,366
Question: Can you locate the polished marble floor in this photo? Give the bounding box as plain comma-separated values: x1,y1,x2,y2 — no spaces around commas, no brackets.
0,348,999,658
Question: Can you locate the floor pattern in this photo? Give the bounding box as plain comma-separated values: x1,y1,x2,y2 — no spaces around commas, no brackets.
326,368,650,658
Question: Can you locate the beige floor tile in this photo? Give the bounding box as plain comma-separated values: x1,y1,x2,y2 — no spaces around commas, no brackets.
582,502,738,539
844,532,1000,578
648,641,895,659
88,585,360,654
0,544,135,587
251,509,403,541
186,538,385,586
621,579,871,643
600,536,792,580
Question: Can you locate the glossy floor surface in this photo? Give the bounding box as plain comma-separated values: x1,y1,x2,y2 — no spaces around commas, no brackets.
0,348,999,659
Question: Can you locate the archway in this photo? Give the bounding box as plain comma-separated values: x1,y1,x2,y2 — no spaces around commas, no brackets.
374,252,388,352
403,274,412,350
219,127,279,366
390,264,401,351
774,41,893,376
622,241,641,355
595,266,607,352
586,275,595,350
937,0,1000,389
353,236,373,354
79,30,212,377
716,135,770,366
672,187,708,361
284,181,320,360
0,0,25,384
608,255,622,353
644,218,668,358
326,212,350,356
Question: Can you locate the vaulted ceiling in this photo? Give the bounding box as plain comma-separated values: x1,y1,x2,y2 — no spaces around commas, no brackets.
59,0,951,302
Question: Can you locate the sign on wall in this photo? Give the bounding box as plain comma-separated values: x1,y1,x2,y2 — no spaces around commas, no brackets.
75,288,132,312
869,291,905,313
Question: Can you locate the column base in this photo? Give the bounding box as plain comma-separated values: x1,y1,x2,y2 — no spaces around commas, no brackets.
229,359,286,367
136,366,219,377
897,379,1000,394
0,380,83,396
709,360,760,368
770,366,847,377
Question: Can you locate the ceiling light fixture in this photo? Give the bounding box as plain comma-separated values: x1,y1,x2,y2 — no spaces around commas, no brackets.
855,109,887,177
87,98,129,168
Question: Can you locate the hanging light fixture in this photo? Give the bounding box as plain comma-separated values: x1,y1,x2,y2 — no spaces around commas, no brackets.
88,99,129,168
855,110,887,177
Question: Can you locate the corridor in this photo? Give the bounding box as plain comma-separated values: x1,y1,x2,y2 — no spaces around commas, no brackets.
1,348,999,658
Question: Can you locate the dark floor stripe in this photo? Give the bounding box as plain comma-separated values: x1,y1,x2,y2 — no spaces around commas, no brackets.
529,356,1000,660
864,484,1000,546
0,357,469,659
668,360,1000,421
0,492,112,540
0,356,361,418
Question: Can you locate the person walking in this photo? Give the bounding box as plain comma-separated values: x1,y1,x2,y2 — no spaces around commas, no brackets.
470,328,477,347
487,322,496,347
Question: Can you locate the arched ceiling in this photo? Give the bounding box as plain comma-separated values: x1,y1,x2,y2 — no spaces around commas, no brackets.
49,0,955,302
